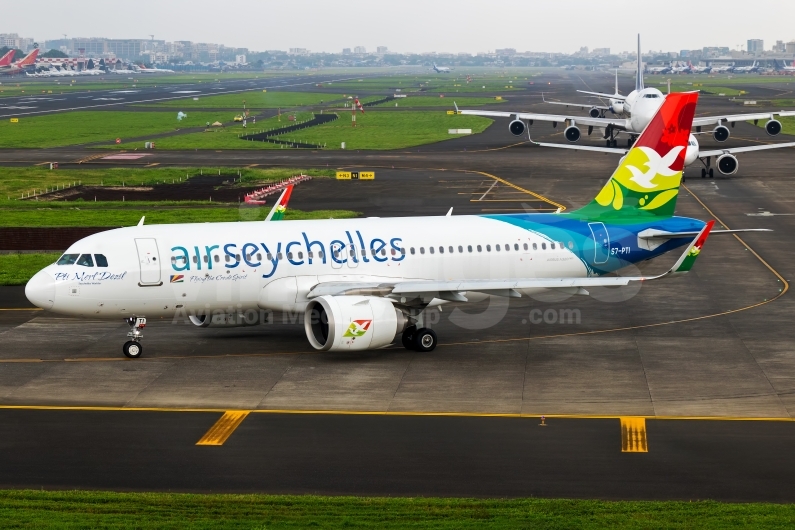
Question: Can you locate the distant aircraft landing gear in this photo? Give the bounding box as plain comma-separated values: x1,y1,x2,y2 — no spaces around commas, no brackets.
123,317,146,358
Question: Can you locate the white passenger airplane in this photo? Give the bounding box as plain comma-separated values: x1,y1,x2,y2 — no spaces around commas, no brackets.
26,92,769,359
457,35,792,149
432,62,451,73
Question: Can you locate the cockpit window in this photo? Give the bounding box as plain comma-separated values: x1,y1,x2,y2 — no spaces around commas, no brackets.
644,94,660,98
76,254,94,267
95,254,108,267
57,254,79,265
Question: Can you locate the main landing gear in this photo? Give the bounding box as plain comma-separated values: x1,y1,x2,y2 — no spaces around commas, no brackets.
401,325,438,352
699,157,714,179
123,317,146,358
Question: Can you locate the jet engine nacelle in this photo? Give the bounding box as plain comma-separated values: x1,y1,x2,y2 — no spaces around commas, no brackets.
304,295,409,351
713,125,730,142
717,154,739,175
564,126,581,142
765,119,782,136
589,107,601,118
189,312,264,328
508,119,526,136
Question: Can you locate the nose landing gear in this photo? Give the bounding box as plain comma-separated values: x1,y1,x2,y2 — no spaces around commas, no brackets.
123,317,146,358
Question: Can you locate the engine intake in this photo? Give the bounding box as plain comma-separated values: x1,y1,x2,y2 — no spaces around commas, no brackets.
765,119,782,136
564,126,581,142
508,119,526,136
713,125,730,142
305,295,408,351
589,107,601,118
717,154,738,175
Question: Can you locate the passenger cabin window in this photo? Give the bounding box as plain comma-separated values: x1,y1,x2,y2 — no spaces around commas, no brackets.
514,244,519,251
542,243,547,250
420,247,425,255
477,245,482,252
533,243,538,250
550,243,555,250
523,243,528,251
438,246,443,254
430,247,435,254
57,254,79,266
458,246,463,253
76,254,94,267
468,245,473,253
496,245,501,252
410,247,416,255
486,245,491,252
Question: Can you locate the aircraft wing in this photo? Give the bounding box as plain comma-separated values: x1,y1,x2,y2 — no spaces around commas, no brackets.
542,94,610,111
456,106,631,130
307,222,714,300
528,141,628,155
692,111,793,127
699,142,795,158
577,90,626,100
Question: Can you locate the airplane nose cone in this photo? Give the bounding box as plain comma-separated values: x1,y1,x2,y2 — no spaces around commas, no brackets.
25,270,55,310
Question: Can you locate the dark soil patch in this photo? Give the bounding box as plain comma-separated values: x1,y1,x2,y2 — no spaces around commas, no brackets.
33,175,273,203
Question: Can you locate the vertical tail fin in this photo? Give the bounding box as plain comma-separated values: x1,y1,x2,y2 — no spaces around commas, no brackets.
0,50,15,67
572,92,699,221
636,34,644,91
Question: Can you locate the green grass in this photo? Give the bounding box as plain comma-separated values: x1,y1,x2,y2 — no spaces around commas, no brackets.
0,72,283,97
378,96,505,107
773,99,795,107
0,166,335,199
143,90,348,109
0,253,61,285
108,112,316,150
0,111,245,148
0,205,359,227
270,111,493,149
329,74,530,93
1,490,795,528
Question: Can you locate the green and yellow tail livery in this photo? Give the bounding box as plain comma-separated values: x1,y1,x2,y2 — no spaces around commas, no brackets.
573,93,699,222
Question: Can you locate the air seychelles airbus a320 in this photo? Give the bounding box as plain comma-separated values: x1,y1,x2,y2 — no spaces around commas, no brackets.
25,93,763,358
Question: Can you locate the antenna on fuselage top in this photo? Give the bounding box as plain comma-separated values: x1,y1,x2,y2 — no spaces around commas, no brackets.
137,216,145,226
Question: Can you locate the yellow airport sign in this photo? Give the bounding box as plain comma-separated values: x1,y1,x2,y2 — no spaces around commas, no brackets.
360,172,375,180
262,89,267,92
9,118,18,123
336,171,352,180
446,110,455,115
495,96,503,101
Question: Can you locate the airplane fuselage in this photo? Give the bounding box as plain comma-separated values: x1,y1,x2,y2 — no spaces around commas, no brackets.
27,214,702,320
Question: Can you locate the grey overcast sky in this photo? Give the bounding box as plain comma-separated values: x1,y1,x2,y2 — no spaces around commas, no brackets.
2,0,794,54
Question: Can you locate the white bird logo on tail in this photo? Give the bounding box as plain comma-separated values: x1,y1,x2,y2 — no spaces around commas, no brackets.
625,146,684,189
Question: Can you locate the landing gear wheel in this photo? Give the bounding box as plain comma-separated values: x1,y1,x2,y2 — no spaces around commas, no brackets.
612,139,618,148
401,326,417,350
123,341,143,359
709,168,714,178
413,328,437,352
627,138,632,148
701,168,707,178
